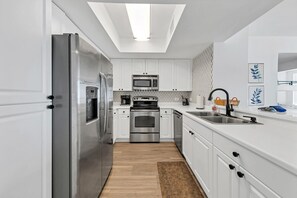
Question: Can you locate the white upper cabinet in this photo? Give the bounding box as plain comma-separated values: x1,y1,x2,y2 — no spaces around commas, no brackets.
112,59,122,91
113,59,192,91
159,60,192,91
132,59,146,75
112,59,132,91
0,0,51,105
132,59,159,75
145,59,159,75
159,60,174,91
173,60,192,91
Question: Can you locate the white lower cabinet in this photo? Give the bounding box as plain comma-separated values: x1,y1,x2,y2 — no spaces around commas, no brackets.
183,125,193,167
183,115,297,198
192,133,212,196
238,167,281,198
213,147,240,198
213,148,280,198
114,109,130,140
183,124,212,197
160,109,173,139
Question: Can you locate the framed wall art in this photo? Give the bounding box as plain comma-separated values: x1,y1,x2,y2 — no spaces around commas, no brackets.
248,85,264,106
248,63,264,83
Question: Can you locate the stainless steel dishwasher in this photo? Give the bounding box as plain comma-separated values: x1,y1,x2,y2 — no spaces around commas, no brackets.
173,110,183,153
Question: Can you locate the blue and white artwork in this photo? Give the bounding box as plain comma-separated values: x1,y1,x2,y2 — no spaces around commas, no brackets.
248,63,264,83
249,86,264,106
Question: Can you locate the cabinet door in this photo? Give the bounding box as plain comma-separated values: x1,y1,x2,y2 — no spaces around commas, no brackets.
118,115,130,138
0,0,51,105
239,167,281,198
173,60,192,91
192,132,213,197
158,60,173,91
182,125,193,167
132,59,146,75
113,110,118,143
160,114,172,139
213,147,239,198
0,104,52,198
112,59,122,91
121,59,133,91
146,59,159,75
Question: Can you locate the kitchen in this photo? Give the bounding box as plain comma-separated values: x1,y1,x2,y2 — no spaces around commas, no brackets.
1,0,297,198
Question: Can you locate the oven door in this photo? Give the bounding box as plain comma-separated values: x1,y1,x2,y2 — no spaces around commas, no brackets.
130,109,160,133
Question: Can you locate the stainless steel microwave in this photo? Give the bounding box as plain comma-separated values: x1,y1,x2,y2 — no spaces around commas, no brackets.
132,75,159,91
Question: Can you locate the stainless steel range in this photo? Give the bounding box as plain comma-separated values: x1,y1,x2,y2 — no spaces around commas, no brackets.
130,96,160,143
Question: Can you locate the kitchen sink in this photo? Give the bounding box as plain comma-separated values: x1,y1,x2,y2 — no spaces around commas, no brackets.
186,111,261,125
186,111,221,117
200,116,261,124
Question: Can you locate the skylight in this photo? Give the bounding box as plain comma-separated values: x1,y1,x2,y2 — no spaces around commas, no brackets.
125,4,151,41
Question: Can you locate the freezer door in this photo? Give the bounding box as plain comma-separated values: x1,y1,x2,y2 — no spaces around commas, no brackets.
77,36,103,198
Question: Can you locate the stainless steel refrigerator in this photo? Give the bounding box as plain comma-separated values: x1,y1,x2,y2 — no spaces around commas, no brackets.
52,34,113,198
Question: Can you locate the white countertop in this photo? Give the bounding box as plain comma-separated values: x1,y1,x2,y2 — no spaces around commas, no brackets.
113,102,297,176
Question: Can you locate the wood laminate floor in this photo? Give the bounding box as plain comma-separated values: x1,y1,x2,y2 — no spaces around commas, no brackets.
100,142,184,198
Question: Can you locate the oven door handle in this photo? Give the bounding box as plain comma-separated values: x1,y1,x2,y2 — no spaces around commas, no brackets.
130,109,160,112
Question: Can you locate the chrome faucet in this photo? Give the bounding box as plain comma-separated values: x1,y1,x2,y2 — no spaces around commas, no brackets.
208,88,234,117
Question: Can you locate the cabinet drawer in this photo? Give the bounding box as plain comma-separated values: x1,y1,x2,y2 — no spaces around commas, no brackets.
214,133,297,197
161,109,172,115
184,116,212,143
118,109,130,115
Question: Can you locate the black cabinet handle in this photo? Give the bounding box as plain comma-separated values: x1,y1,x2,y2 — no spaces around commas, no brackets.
47,95,54,100
237,171,244,178
189,131,194,135
160,116,163,118
127,116,129,118
232,152,240,157
229,164,235,170
47,105,54,109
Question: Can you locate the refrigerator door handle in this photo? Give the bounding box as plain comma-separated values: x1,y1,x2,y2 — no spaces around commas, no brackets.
100,72,108,135
104,75,109,135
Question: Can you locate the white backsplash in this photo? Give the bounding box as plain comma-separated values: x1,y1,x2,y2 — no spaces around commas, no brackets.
113,91,191,103
190,44,213,104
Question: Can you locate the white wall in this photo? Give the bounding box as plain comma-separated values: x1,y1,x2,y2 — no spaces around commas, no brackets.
210,0,297,108
52,3,108,59
247,0,297,105
213,28,249,107
248,36,297,105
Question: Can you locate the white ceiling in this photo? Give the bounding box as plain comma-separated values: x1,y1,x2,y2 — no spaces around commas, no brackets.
105,4,176,39
53,0,282,59
88,3,184,53
249,0,297,37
